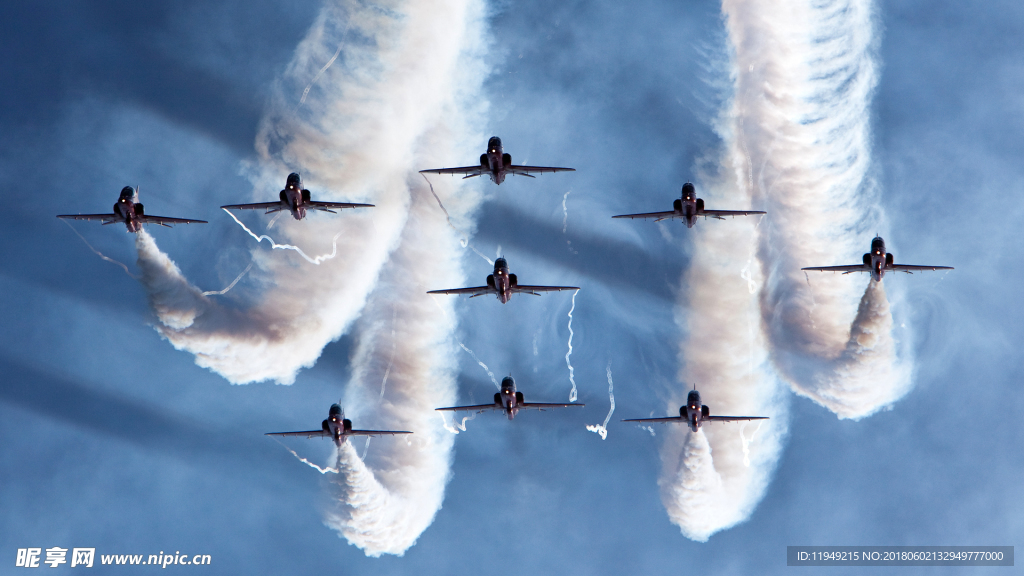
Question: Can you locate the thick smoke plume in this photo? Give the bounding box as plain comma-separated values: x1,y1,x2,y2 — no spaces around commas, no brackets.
136,0,488,386
661,0,911,540
137,0,490,556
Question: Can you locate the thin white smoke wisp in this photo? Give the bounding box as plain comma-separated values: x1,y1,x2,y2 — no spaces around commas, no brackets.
561,189,571,233
202,261,254,297
61,220,139,280
740,420,763,468
586,362,616,440
272,437,339,474
421,173,493,265
565,289,579,402
300,43,344,105
458,341,499,389
378,307,397,400
223,209,343,265
439,410,478,434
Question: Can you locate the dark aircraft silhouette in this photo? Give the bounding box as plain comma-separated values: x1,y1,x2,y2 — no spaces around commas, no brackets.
57,186,207,233
436,376,584,421
427,257,578,304
222,173,374,220
265,403,411,447
613,182,765,228
802,236,953,282
419,136,574,184
623,387,768,433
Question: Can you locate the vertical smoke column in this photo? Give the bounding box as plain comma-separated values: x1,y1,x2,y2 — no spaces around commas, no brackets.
661,0,910,540
660,166,785,542
138,0,488,385
313,0,488,556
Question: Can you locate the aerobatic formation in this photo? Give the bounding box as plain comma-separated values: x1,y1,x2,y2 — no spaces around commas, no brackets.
54,0,956,556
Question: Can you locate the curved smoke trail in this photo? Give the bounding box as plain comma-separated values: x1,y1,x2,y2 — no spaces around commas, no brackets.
137,0,490,556
662,0,910,540
135,0,489,386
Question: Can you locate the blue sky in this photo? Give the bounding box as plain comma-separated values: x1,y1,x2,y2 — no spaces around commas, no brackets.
1,0,1022,574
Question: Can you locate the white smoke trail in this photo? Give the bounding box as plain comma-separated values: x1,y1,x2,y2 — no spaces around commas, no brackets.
300,44,344,105
565,289,579,401
134,0,489,388
659,0,908,541
586,362,616,440
61,220,139,279
421,173,493,265
439,410,477,434
457,341,499,389
378,307,397,400
202,261,254,297
271,437,339,474
223,209,344,265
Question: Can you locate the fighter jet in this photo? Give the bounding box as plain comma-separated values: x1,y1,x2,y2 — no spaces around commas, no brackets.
57,186,207,233
802,236,953,282
419,136,574,185
427,257,578,304
436,376,584,421
612,182,765,228
265,403,411,447
623,387,768,433
221,173,374,220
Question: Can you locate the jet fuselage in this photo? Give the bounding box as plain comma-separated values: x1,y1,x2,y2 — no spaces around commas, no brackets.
486,257,517,303
493,376,525,420
280,173,313,220
865,236,891,282
113,186,145,233
479,137,512,184
681,390,706,432
672,183,704,228
321,403,354,446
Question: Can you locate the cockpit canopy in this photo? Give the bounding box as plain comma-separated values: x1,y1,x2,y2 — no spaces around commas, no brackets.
488,136,502,152
120,186,135,199
287,173,301,187
329,404,342,416
494,257,507,269
686,390,700,404
871,237,885,253
682,182,696,199
501,376,515,388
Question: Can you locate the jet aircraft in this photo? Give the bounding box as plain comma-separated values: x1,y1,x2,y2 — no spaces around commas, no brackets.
221,173,374,220
623,387,768,433
419,136,574,184
57,186,207,233
436,376,584,421
427,257,578,304
612,182,765,228
265,404,411,447
802,236,953,282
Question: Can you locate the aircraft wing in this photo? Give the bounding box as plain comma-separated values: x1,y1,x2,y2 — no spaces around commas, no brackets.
221,201,285,213
889,264,954,273
435,404,501,413
265,430,330,439
139,215,208,227
612,210,680,222
307,201,375,213
701,209,766,220
621,416,684,423
419,166,486,179
57,214,122,224
346,429,412,437
511,285,579,296
801,265,868,274
507,165,575,176
519,402,585,410
705,416,769,422
427,286,495,298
